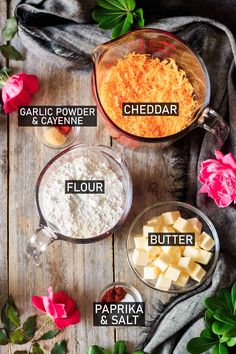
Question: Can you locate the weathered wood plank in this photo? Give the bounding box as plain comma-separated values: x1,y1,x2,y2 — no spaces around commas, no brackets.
7,16,115,354
112,144,173,351
0,0,8,311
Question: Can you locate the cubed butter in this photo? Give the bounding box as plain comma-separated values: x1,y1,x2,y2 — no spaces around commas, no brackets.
177,257,195,272
153,253,172,272
194,249,212,265
143,224,160,237
156,274,172,291
143,266,160,279
183,246,199,259
188,218,202,234
161,211,180,225
173,217,193,233
189,263,206,282
147,215,163,227
134,236,148,250
148,246,162,258
161,246,182,263
195,233,203,248
200,232,215,251
161,225,176,233
174,272,189,287
165,265,181,281
132,249,149,266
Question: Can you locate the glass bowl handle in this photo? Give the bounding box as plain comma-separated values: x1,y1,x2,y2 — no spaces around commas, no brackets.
198,108,230,149
26,226,56,266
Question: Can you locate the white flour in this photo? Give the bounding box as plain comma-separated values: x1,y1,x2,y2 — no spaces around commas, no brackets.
42,156,125,238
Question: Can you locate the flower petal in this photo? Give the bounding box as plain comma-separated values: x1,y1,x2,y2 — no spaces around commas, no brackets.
32,296,46,313
54,309,81,329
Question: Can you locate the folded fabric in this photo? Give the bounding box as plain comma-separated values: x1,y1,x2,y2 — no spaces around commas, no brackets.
15,1,236,353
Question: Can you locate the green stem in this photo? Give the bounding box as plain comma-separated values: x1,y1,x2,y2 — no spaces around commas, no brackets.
27,318,52,354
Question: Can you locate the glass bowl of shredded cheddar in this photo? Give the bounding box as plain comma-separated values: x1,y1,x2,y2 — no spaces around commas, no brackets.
92,29,212,147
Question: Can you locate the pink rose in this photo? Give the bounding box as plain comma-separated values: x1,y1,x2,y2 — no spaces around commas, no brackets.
1,72,39,113
32,287,81,329
198,150,236,208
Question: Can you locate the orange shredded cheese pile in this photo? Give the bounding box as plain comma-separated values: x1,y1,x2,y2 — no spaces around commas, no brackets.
100,53,197,138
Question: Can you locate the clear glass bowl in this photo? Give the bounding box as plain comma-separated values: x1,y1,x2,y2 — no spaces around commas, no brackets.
126,201,220,294
35,126,80,149
27,144,133,264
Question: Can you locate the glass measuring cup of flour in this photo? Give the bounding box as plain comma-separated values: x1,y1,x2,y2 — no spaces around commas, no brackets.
27,144,133,264
92,28,229,148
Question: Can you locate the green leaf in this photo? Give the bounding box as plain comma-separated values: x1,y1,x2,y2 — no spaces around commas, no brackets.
0,328,9,345
96,0,127,11
23,315,37,338
32,343,44,354
0,66,12,76
51,340,68,354
113,340,126,354
0,44,23,60
212,344,219,354
131,352,145,354
218,288,234,314
223,326,236,338
231,282,236,313
1,16,18,41
39,329,60,340
88,346,110,354
134,8,145,27
200,328,215,339
205,310,214,330
226,337,236,347
10,328,28,344
92,7,125,22
212,322,233,335
213,309,236,326
111,14,132,38
186,337,218,353
98,14,126,30
1,296,20,332
218,343,229,354
6,303,20,328
126,0,136,11
205,297,229,313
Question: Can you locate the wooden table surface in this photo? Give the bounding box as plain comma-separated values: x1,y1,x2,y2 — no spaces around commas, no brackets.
0,3,175,353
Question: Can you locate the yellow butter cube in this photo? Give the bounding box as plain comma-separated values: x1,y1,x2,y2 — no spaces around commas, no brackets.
177,257,195,272
134,236,148,250
174,272,189,287
148,246,162,258
165,265,181,281
143,266,160,279
156,274,172,291
195,233,203,248
153,253,172,272
147,215,163,227
161,225,176,233
183,246,199,259
200,232,215,251
143,224,160,237
132,249,149,266
194,249,212,265
188,218,202,234
173,217,193,233
161,211,180,225
189,263,206,282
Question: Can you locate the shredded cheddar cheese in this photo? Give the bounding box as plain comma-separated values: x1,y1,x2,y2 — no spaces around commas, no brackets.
100,53,197,138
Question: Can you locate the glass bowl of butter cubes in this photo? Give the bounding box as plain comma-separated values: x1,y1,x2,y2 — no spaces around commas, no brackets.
127,201,219,293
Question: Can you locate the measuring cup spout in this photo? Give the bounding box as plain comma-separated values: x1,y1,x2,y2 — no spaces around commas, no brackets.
26,226,56,265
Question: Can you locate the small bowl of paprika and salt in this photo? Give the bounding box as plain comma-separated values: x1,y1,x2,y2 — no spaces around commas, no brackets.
99,282,142,303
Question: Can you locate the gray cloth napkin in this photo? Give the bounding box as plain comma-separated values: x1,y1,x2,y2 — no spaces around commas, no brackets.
15,2,236,353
